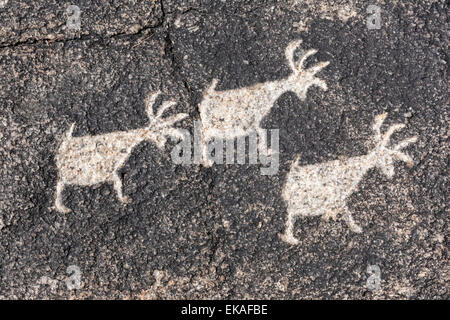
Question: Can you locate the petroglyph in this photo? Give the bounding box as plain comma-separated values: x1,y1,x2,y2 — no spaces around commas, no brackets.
280,113,418,245
54,92,188,213
199,39,329,167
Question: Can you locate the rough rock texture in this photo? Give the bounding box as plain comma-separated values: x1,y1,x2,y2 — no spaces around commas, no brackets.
0,0,448,299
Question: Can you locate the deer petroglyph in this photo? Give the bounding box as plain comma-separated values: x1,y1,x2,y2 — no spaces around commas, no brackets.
54,92,188,213
199,39,329,166
280,113,418,245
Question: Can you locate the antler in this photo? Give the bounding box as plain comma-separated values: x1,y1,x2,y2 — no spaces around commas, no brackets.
372,113,417,167
285,39,330,76
381,123,406,148
146,91,161,119
285,39,302,71
145,91,188,140
392,136,417,167
372,113,387,144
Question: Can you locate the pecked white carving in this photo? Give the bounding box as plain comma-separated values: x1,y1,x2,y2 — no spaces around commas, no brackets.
280,113,418,245
199,39,329,166
54,92,188,213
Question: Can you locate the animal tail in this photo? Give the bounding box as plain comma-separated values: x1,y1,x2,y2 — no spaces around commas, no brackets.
206,78,218,95
58,123,75,150
65,122,75,139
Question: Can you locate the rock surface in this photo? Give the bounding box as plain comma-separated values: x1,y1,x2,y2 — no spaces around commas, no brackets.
0,0,448,299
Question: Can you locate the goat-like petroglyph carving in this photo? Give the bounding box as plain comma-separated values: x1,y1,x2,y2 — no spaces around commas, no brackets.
199,39,329,167
280,113,418,245
54,92,188,213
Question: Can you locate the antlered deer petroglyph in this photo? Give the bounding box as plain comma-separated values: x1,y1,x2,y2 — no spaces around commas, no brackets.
199,39,329,166
54,92,188,213
280,113,418,245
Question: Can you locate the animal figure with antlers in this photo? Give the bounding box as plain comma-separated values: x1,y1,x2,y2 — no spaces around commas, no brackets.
280,113,418,245
54,92,188,213
199,39,329,166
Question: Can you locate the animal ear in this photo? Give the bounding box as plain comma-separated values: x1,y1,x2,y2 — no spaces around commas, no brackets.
295,49,318,73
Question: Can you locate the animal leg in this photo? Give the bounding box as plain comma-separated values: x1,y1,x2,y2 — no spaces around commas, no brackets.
113,173,130,204
55,180,71,213
342,206,362,233
279,212,300,245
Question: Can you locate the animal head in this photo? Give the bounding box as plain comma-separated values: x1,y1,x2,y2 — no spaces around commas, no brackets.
285,39,330,100
143,91,188,148
371,113,418,178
